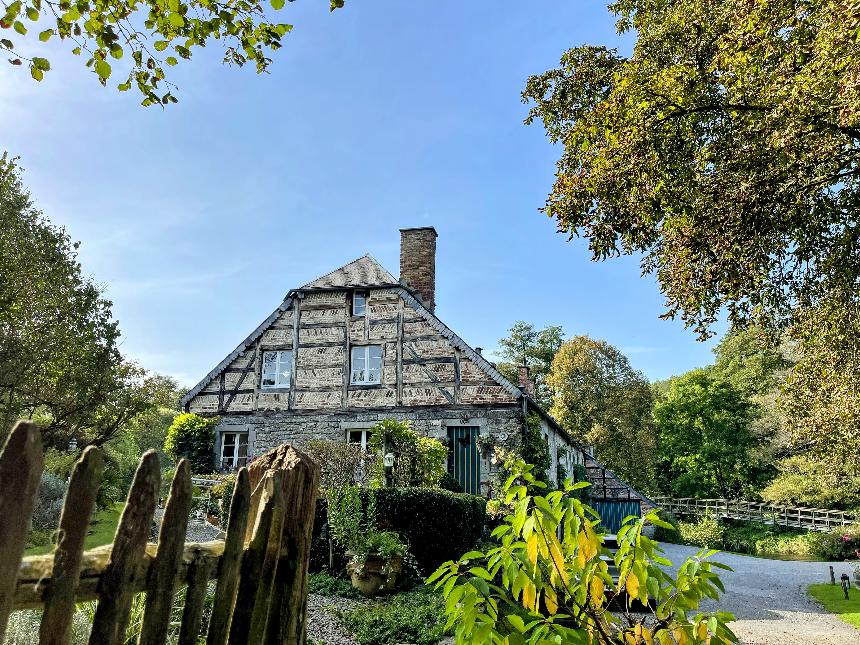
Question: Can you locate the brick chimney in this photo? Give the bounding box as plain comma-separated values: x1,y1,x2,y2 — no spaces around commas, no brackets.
400,227,437,313
518,363,536,397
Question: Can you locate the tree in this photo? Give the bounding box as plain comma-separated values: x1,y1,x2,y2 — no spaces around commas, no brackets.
0,154,162,449
761,455,860,510
163,412,216,473
522,1,860,340
653,369,767,499
429,455,736,644
547,335,655,492
495,321,564,408
0,0,345,105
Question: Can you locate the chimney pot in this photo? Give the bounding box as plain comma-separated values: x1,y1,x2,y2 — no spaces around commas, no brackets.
518,364,536,397
400,227,437,313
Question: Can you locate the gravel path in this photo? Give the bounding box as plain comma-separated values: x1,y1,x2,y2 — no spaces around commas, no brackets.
659,543,858,644
307,593,363,645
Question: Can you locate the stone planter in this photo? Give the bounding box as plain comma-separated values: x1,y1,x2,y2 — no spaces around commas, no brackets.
346,553,402,597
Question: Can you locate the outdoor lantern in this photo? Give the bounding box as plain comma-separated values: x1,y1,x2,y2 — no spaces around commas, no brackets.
383,452,395,487
67,438,77,453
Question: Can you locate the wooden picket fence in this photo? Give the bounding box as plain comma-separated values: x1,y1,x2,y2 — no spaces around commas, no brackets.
654,496,859,532
0,420,320,645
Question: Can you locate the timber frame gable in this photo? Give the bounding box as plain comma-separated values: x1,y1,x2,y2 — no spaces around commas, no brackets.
180,264,524,416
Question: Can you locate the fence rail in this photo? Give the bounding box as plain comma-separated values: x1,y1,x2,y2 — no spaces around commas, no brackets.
0,420,319,645
654,496,859,532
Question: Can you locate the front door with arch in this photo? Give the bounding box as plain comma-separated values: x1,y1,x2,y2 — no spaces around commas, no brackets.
447,426,480,495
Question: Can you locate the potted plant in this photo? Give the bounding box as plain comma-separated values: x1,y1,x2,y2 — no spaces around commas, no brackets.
346,529,406,596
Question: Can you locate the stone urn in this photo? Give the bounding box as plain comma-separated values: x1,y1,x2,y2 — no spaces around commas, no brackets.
346,553,403,597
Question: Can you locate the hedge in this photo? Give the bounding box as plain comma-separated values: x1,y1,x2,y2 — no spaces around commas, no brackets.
310,487,487,575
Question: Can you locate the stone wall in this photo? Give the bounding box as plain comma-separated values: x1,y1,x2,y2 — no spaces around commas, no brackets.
215,405,526,496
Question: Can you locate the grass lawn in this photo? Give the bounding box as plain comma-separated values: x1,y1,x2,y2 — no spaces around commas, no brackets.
25,502,125,556
808,583,860,630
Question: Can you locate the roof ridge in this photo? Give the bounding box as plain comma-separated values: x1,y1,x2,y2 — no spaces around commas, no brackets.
300,253,372,288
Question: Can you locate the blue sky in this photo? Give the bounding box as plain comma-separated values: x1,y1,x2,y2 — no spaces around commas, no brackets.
1,1,724,386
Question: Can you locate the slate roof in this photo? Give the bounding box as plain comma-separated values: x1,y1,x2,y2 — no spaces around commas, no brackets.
301,254,398,290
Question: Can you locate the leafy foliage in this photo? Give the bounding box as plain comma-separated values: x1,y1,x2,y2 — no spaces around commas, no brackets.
523,0,860,340
429,455,736,644
367,419,446,488
548,335,656,492
521,414,551,487
307,438,374,491
0,154,176,450
341,589,447,645
761,455,860,510
31,471,66,532
495,322,564,408
0,0,346,104
163,412,216,473
654,369,768,498
307,572,362,599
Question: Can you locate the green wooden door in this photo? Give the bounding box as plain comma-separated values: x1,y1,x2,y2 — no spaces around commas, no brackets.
448,426,480,495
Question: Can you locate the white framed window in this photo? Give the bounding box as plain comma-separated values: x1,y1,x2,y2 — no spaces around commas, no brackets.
220,432,248,471
261,350,292,388
350,345,382,385
352,290,367,316
346,429,371,451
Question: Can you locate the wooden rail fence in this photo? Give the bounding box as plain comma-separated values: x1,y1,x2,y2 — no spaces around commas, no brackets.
654,496,859,532
0,420,320,645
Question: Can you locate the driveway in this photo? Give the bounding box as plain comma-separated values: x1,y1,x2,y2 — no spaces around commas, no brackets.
658,543,858,644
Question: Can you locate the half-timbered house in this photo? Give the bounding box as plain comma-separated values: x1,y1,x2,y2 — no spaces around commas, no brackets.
180,227,645,509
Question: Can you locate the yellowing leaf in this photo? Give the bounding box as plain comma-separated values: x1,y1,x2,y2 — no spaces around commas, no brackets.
522,582,536,611
696,621,708,640
625,572,640,598
549,539,569,584
527,533,538,565
545,586,558,615
590,576,604,607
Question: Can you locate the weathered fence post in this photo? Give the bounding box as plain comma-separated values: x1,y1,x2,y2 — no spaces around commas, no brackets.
40,446,104,645
89,450,161,645
207,468,251,645
139,459,193,645
178,551,216,645
249,445,320,645
0,421,43,644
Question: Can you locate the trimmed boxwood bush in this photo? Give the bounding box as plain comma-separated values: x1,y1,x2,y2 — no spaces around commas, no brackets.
366,487,486,573
310,487,487,576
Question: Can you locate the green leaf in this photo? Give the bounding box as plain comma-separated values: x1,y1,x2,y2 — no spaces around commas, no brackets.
153,40,169,52
13,21,26,35
30,65,42,81
25,7,38,21
61,7,79,22
109,45,122,59
270,0,285,9
168,12,184,28
507,614,526,633
117,81,130,91
72,46,81,55
94,58,111,79
38,29,53,41
32,56,49,70
0,39,13,50
165,56,178,66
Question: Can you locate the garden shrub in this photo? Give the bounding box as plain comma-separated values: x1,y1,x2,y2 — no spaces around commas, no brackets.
813,523,860,560
677,514,726,550
367,419,446,487
341,589,446,645
209,473,236,527
367,487,486,573
310,488,487,575
163,412,216,473
308,572,362,599
307,439,373,490
32,472,66,532
652,509,680,542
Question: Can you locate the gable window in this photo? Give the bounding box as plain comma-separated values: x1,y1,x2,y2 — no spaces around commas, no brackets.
261,350,292,388
220,432,248,471
352,290,368,316
351,345,382,385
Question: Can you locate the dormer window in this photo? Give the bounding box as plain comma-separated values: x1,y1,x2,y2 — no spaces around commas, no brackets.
261,350,292,388
351,345,381,385
352,290,367,316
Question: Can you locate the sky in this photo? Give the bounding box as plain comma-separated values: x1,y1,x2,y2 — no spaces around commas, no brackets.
1,1,725,387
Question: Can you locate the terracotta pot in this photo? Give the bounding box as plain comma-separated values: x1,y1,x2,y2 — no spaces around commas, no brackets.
346,553,403,597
